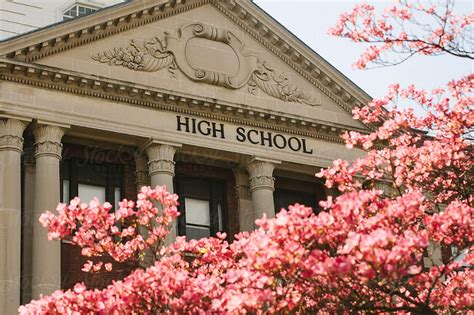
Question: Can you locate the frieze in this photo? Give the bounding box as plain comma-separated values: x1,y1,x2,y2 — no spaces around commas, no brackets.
92,23,319,106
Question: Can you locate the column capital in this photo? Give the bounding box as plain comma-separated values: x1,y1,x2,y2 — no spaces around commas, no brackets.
33,124,68,159
134,152,150,189
233,167,251,199
0,118,29,153
246,157,280,192
146,142,180,177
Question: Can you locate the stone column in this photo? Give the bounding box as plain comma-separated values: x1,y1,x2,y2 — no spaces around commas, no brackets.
246,157,280,227
232,168,253,232
145,141,181,245
20,144,35,305
0,118,28,314
31,124,66,300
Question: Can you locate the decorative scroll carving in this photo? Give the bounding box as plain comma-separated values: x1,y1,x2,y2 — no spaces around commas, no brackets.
92,23,319,106
92,37,177,75
249,61,318,106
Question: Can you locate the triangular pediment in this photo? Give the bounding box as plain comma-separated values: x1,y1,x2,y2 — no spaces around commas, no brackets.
0,0,371,131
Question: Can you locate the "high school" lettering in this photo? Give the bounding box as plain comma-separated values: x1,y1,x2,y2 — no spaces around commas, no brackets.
176,115,314,155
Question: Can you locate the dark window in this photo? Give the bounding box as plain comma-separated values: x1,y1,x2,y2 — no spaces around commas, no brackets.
274,189,319,212
176,177,227,241
273,177,327,214
61,159,123,209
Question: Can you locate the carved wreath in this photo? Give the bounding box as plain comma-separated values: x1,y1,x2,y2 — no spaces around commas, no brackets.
92,23,319,106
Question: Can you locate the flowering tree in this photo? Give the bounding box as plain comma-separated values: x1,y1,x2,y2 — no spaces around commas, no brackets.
328,0,473,69
20,1,473,314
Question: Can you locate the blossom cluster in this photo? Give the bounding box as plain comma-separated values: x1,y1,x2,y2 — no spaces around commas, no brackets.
38,186,179,272
328,0,473,68
20,194,473,313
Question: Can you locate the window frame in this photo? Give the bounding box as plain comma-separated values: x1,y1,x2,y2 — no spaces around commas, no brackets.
273,176,327,214
175,176,228,240
61,158,124,209
63,3,98,20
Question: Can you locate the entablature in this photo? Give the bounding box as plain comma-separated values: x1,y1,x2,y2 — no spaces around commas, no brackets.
0,58,369,144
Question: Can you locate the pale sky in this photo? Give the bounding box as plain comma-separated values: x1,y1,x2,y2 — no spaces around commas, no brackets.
253,0,473,102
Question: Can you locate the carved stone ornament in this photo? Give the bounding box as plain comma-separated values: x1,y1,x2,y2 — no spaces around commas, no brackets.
148,160,175,177
146,144,176,177
248,175,275,192
92,23,319,106
234,185,251,199
0,119,27,153
134,152,150,188
33,125,65,159
247,160,276,191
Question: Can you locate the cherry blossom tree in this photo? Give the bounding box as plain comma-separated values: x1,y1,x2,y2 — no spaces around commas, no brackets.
328,0,473,69
20,1,473,314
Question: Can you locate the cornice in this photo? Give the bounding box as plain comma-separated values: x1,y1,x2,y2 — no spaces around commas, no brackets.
0,0,373,127
0,59,369,146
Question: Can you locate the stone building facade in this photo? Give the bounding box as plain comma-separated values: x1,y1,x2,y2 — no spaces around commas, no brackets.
0,0,372,313
0,0,125,41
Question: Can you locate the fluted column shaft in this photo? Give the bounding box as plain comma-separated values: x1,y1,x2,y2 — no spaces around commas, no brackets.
247,158,280,228
0,118,27,314
146,143,178,245
31,125,66,300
